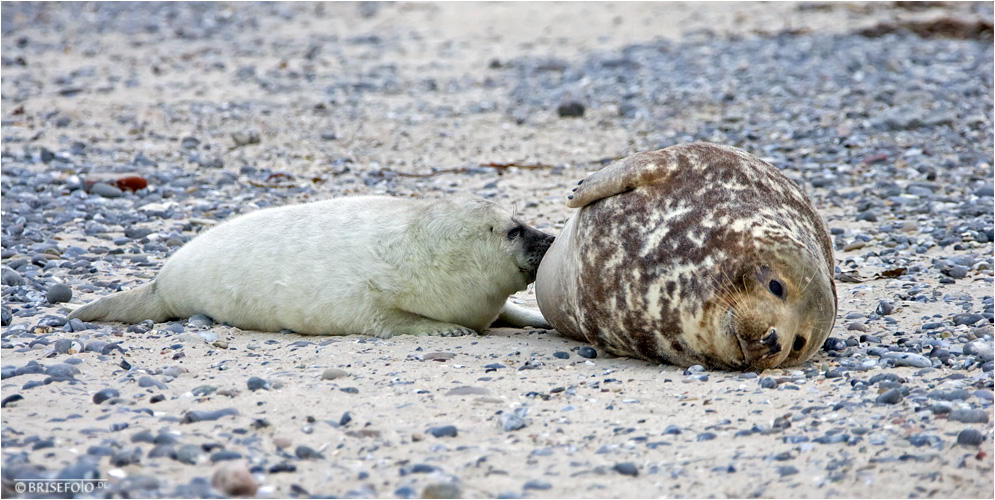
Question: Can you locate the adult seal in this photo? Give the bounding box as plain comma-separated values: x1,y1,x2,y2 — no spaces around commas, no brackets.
535,142,836,370
70,196,553,337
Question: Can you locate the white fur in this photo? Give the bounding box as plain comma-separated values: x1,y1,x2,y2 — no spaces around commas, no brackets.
69,196,550,337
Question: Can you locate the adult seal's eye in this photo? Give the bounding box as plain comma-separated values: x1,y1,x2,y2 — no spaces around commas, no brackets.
768,279,784,298
507,227,522,240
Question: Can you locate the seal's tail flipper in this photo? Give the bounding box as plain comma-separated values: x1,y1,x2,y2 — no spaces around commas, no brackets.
497,301,551,329
67,282,171,324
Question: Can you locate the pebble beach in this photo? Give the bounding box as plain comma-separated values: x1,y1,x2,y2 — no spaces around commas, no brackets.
1,2,993,498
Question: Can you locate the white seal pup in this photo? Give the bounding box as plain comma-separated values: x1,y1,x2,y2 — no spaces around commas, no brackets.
535,142,837,370
70,196,554,337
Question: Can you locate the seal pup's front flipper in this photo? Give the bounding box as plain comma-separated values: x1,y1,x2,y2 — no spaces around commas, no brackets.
496,301,551,329
381,311,478,338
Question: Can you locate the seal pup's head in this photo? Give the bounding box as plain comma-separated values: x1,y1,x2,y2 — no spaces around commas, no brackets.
478,202,555,288
426,197,554,293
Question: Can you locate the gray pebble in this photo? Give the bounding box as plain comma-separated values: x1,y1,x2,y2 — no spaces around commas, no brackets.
945,265,970,279
883,352,932,368
953,313,985,326
876,389,903,405
93,388,120,404
46,284,72,304
138,376,167,390
247,377,270,391
111,447,142,467
175,444,203,465
500,411,527,432
148,444,176,459
523,480,552,491
295,445,323,459
197,330,218,343
321,368,349,380
87,445,116,457
182,408,239,423
422,482,462,499
67,318,89,332
45,363,80,379
1,266,23,286
948,409,989,424
556,100,585,117
613,462,639,476
89,182,123,198
124,227,153,239
445,386,490,396
956,429,985,446
57,462,100,481
395,486,417,499
231,130,260,146
131,431,155,443
577,346,597,359
426,425,458,438
876,300,894,316
187,314,213,328
964,341,994,362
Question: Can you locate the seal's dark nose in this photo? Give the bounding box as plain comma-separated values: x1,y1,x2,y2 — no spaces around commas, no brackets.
761,329,782,355
523,227,555,258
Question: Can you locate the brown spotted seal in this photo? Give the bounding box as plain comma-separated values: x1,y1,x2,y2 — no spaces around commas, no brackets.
535,142,836,370
70,196,553,337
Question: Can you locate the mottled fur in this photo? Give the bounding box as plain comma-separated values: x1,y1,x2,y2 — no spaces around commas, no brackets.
536,142,836,370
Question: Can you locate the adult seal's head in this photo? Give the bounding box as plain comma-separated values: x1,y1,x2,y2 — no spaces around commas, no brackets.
535,142,837,370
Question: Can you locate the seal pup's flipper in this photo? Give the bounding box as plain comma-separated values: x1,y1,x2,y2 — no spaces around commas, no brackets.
67,282,172,323
497,301,551,329
381,311,478,338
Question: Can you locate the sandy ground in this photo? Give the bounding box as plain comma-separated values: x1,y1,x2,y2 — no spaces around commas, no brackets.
2,2,994,499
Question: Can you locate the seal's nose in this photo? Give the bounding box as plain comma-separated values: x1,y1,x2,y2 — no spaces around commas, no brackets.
524,227,555,257
760,329,782,355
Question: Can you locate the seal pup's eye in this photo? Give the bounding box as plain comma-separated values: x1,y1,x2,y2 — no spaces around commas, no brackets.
768,279,784,298
507,227,522,240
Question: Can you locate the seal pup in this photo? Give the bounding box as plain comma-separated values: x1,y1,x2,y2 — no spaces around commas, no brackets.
535,142,836,370
70,196,553,337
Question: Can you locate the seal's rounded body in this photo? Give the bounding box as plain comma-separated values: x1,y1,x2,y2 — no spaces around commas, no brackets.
536,143,836,370
71,196,553,337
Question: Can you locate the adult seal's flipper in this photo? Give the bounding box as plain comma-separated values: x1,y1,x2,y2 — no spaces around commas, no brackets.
566,142,761,209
